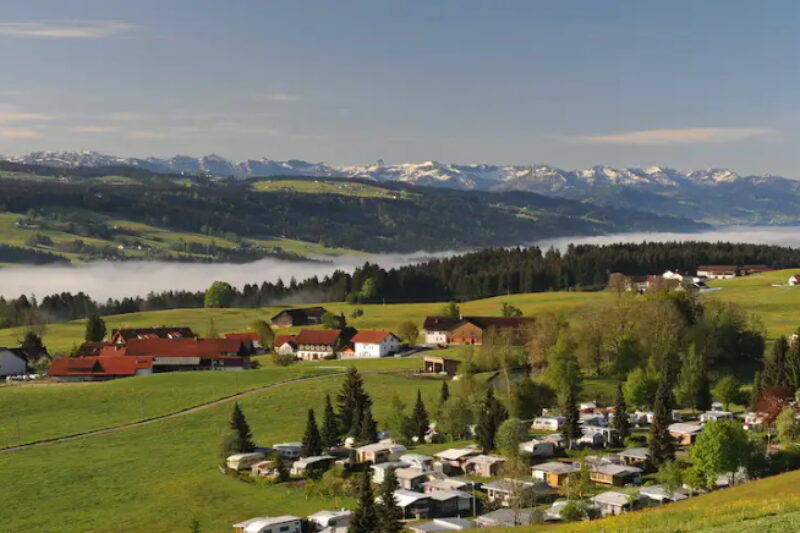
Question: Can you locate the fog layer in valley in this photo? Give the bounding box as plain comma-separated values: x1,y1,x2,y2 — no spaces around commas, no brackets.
2,226,799,301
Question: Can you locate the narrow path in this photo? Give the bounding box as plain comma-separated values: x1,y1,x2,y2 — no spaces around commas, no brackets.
0,371,351,454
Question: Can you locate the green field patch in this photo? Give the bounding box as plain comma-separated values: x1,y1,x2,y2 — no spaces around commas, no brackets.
251,178,414,199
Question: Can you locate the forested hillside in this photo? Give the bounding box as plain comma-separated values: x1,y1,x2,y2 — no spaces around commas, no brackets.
0,164,705,262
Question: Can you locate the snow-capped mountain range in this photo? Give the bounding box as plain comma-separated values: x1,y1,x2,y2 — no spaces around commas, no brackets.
1,150,788,193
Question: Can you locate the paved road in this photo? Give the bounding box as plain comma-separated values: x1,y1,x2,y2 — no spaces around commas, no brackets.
0,371,348,454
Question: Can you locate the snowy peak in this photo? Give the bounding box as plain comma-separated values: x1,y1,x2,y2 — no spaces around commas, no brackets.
4,151,789,194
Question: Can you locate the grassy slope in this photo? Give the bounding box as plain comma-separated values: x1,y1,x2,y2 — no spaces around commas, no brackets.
0,208,359,264
0,291,602,355
707,268,800,338
251,178,416,199
1,371,446,532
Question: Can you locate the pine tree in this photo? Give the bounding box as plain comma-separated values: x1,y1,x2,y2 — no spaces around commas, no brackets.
561,385,581,449
349,471,379,533
674,343,707,413
302,408,323,457
749,370,763,410
84,313,106,342
695,372,712,412
612,382,630,446
358,404,379,444
411,389,430,443
228,402,255,453
764,336,789,387
338,367,371,434
649,375,675,468
439,381,450,404
320,394,341,449
476,388,508,452
376,467,403,533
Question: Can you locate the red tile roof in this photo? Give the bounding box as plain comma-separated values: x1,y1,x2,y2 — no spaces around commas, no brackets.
49,356,153,377
293,329,342,346
351,330,397,344
99,338,245,358
274,334,296,347
224,332,260,342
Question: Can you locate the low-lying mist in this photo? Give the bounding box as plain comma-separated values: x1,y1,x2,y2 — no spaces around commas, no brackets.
2,226,798,301
0,251,458,301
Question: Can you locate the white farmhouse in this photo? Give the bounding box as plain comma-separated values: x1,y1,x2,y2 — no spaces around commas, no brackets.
349,330,401,358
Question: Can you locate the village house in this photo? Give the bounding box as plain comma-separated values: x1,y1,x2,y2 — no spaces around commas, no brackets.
475,508,538,528
428,490,474,517
104,337,251,371
224,332,262,351
422,316,535,347
290,455,336,477
789,274,800,286
464,454,506,477
270,306,327,328
668,422,705,445
700,410,735,423
349,330,401,358
293,329,346,361
696,265,738,279
250,460,278,478
422,356,461,377
543,500,570,522
591,491,643,517
618,447,650,466
395,467,429,491
422,477,475,494
371,461,410,484
407,517,473,533
0,347,33,377
226,452,265,472
273,334,298,356
639,485,689,504
391,490,432,519
531,462,580,488
483,479,556,507
519,439,557,458
356,442,407,464
307,510,351,531
48,355,155,382
110,327,196,344
588,464,643,486
400,453,434,471
233,515,302,533
272,442,303,459
434,448,480,471
744,412,768,431
531,416,565,432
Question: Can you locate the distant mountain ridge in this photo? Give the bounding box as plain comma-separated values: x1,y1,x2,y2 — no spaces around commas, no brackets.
1,150,785,189
5,151,800,224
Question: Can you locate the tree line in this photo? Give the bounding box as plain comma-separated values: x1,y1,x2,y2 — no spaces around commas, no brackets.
2,240,798,330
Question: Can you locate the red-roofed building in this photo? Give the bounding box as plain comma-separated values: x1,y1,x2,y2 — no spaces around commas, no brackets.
49,356,154,382
99,338,250,372
351,330,401,358
293,329,346,361
110,327,196,344
224,332,263,352
274,334,298,356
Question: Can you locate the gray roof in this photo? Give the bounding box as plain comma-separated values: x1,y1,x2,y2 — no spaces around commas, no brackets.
619,447,650,460
477,508,537,526
409,517,473,532
592,491,634,507
532,461,579,474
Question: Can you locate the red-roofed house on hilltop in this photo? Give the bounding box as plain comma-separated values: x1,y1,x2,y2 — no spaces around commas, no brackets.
350,330,401,358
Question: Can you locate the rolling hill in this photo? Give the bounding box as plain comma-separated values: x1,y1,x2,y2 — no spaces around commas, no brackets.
0,162,705,264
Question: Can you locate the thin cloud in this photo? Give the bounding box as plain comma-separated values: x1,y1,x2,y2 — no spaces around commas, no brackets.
0,127,41,139
0,20,135,39
575,127,777,145
70,125,117,133
254,92,302,103
0,111,55,122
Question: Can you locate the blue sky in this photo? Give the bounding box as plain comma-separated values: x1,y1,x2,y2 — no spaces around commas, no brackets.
0,0,798,175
